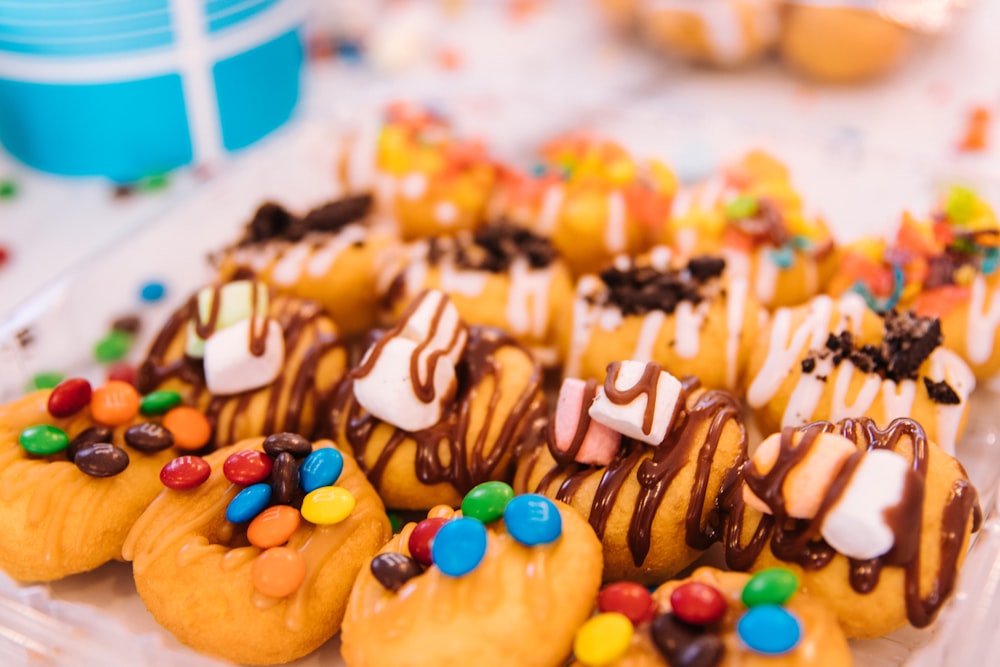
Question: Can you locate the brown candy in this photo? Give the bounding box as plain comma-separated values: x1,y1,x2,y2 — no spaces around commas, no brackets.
74,443,130,478
270,452,300,506
124,422,174,453
650,613,724,667
370,553,423,592
67,426,114,460
263,432,312,459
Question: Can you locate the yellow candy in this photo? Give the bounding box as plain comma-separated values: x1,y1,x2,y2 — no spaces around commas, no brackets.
574,613,633,666
647,160,677,195
852,238,887,263
606,159,636,186
954,264,976,287
301,486,356,525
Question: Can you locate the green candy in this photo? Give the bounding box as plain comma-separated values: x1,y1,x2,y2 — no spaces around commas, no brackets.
0,178,18,199
461,481,514,523
19,424,70,456
140,390,183,416
138,173,170,191
742,568,799,607
945,185,977,225
94,330,133,363
725,194,759,220
388,512,404,534
29,371,64,391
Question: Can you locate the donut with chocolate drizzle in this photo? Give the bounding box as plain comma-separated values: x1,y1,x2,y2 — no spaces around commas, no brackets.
721,417,981,638
515,376,748,584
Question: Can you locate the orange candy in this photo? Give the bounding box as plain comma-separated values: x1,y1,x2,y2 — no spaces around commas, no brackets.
914,285,971,319
247,506,302,549
89,381,140,426
162,406,212,451
251,547,306,598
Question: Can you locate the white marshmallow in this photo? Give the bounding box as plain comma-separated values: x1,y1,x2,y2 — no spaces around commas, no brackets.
203,317,285,396
588,361,682,445
353,337,456,432
186,281,269,358
398,289,468,381
820,449,913,561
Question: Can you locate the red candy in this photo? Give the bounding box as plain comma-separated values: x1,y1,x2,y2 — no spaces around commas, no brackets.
408,517,448,566
47,378,93,418
669,581,727,626
106,362,137,385
160,456,211,490
223,450,273,485
598,582,657,626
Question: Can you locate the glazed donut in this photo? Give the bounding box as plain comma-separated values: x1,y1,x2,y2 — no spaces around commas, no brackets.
136,279,347,446
123,437,391,665
571,567,851,666
722,417,980,638
561,247,764,391
745,292,975,454
213,196,398,337
516,363,747,584
342,497,603,667
379,222,575,364
329,290,546,510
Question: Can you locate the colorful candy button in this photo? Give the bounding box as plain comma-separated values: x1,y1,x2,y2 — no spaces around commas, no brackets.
598,582,657,627
301,486,355,525
371,552,424,593
19,424,70,456
139,390,182,416
160,456,211,490
139,280,167,303
737,605,802,655
124,422,174,452
408,517,448,566
67,426,113,461
106,362,137,385
223,450,273,485
670,581,727,626
74,443,129,477
30,371,64,390
461,481,514,523
162,406,212,450
270,452,299,506
90,381,140,426
299,448,343,493
251,546,306,598
94,330,133,363
47,378,92,418
574,613,633,666
503,494,562,546
262,432,312,459
248,505,301,549
226,483,272,523
431,517,488,577
741,568,799,607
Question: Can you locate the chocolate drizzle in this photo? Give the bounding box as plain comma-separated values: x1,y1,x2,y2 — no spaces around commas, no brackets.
594,257,726,317
331,327,546,495
528,376,746,566
723,417,980,628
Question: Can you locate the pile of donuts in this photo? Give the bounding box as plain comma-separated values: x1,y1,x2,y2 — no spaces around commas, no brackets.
596,0,969,83
1,101,996,666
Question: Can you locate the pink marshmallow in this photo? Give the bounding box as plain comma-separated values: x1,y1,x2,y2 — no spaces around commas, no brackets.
554,378,621,466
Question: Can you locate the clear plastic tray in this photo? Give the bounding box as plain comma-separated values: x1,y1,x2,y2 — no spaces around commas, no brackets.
2,106,1000,665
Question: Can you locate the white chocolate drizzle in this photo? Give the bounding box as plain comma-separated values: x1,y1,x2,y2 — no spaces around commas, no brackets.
966,274,1000,365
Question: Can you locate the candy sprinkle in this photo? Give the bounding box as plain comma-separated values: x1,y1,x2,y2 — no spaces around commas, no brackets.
139,280,167,303
30,371,65,391
94,330,133,364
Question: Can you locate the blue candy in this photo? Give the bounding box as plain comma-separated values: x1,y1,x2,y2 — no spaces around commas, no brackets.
983,248,1000,276
503,494,562,546
139,280,167,303
431,518,488,577
299,448,344,493
768,246,795,269
737,604,802,655
225,483,272,523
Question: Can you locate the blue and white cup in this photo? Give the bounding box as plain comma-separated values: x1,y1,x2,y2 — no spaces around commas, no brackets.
0,0,306,181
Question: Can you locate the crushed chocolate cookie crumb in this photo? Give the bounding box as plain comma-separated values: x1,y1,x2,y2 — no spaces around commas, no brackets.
463,223,556,272
239,195,373,246
112,315,141,335
730,197,789,247
596,259,719,317
687,256,726,281
923,377,961,405
815,375,828,382
924,254,958,290
801,358,816,373
301,194,373,233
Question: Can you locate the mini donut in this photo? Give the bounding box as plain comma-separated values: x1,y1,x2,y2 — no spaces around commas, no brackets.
596,0,639,29
571,567,851,666
516,364,748,584
380,222,575,365
329,290,546,510
640,0,781,67
213,196,398,336
828,186,1000,380
338,101,497,239
779,2,910,83
666,150,837,309
494,132,676,276
561,247,764,391
123,437,390,664
341,496,603,667
722,417,981,638
0,381,200,582
745,292,976,454
136,279,347,446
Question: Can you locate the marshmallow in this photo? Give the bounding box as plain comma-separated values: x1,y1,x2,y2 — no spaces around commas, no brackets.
187,281,269,358
743,432,857,519
203,317,285,396
554,378,621,466
398,289,468,374
820,449,917,561
588,361,682,445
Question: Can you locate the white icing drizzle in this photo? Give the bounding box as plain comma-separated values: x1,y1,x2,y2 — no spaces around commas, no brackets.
434,201,458,226
439,260,489,297
724,277,749,389
673,300,708,358
374,171,398,221
505,257,554,339
925,347,976,455
633,310,667,363
270,244,314,286
229,242,282,273
598,308,624,331
722,246,751,281
674,227,698,257
966,274,1000,365
605,191,627,254
565,277,603,378
400,172,428,200
881,379,917,423
649,245,672,272
306,225,368,278
538,186,564,235
829,360,883,422
753,249,779,306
